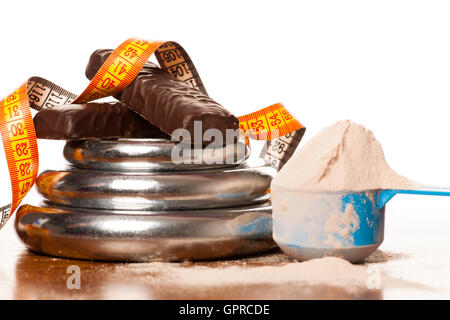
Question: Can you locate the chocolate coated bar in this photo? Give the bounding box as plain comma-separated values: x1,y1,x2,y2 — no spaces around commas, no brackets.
34,102,169,140
86,49,239,144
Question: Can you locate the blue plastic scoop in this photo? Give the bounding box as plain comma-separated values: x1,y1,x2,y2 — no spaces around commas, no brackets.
377,187,450,209
272,186,450,263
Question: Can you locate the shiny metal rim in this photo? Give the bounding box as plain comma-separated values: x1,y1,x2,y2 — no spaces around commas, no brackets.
37,164,275,210
15,202,276,262
63,138,250,171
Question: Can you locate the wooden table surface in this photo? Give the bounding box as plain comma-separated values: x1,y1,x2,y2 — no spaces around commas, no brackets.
0,195,449,300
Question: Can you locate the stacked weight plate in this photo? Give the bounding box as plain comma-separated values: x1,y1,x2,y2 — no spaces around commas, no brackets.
15,138,278,262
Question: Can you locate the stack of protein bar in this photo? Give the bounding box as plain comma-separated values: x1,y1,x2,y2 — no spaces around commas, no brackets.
14,49,277,262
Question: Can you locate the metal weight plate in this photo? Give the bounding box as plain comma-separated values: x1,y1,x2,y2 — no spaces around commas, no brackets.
15,202,276,262
36,164,275,210
63,138,249,172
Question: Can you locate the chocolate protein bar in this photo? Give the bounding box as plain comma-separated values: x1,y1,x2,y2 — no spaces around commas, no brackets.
34,102,169,140
86,49,239,144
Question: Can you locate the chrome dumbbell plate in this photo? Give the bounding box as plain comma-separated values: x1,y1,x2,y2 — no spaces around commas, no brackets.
64,138,249,172
36,164,275,211
15,202,276,262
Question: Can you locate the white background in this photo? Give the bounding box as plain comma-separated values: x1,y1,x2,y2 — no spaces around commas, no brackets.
2,0,450,212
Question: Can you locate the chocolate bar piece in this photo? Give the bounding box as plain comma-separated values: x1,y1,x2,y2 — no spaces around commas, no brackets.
86,49,239,144
34,102,169,140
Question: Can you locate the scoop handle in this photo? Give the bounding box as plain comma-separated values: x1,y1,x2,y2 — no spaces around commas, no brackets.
377,187,450,209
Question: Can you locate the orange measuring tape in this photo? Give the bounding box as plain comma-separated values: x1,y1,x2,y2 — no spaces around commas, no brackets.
0,38,305,229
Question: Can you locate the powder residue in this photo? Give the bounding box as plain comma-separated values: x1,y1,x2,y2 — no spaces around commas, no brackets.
118,256,371,288
112,253,425,294
324,203,360,248
171,257,369,287
272,120,418,192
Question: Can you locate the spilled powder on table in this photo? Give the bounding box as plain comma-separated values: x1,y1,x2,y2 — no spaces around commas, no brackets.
169,257,368,287
272,120,418,192
113,254,424,292
116,257,369,287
